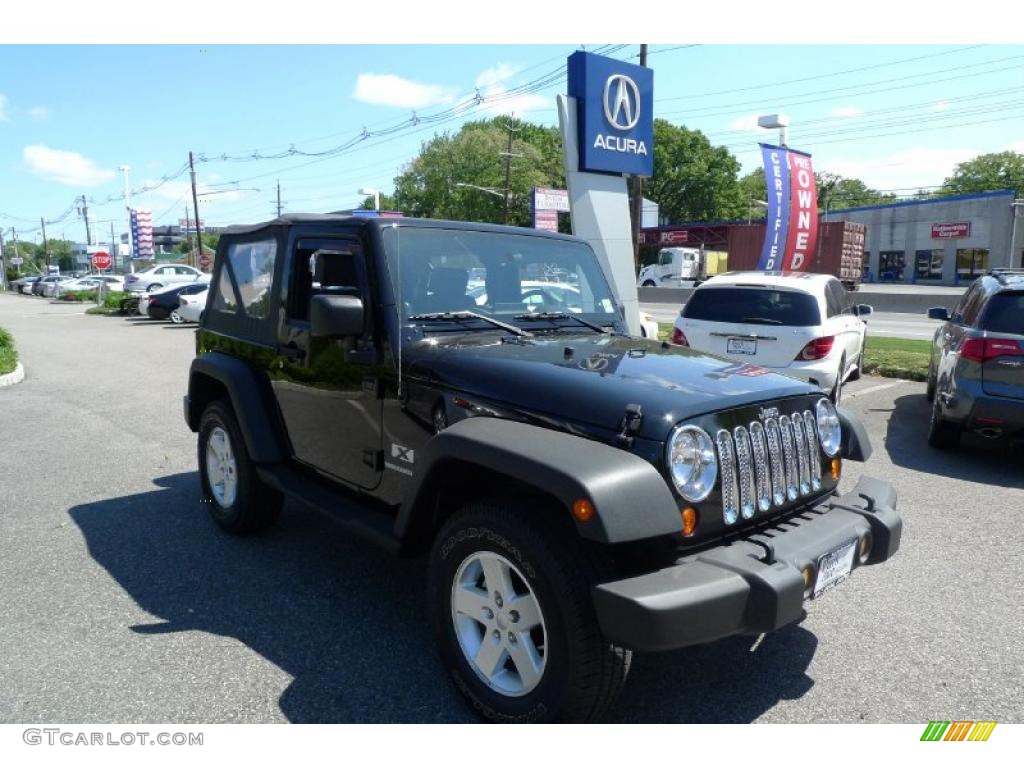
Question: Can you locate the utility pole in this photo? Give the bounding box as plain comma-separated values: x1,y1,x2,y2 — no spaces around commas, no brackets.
40,217,50,273
79,195,92,246
629,43,648,273
184,205,193,265
120,165,133,273
0,228,6,290
189,151,202,270
500,116,522,225
276,179,282,217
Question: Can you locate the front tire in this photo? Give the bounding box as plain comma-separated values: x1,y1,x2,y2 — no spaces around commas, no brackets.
198,400,283,533
428,499,630,722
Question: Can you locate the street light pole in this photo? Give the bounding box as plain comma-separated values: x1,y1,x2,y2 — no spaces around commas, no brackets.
189,151,202,270
119,165,133,273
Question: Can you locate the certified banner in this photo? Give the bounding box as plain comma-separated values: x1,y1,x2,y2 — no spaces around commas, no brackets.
782,149,818,271
757,144,790,270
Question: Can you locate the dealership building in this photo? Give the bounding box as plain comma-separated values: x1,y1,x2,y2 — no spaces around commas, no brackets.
821,188,1024,285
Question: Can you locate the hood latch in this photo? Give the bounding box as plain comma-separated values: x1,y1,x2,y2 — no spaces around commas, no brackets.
616,403,643,448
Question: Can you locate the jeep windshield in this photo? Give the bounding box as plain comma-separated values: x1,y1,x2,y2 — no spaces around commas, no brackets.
382,225,620,332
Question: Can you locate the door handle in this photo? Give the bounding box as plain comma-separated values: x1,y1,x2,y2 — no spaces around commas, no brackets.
277,344,305,361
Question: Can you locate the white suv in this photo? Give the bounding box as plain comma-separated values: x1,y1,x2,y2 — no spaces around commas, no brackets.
124,264,206,294
671,271,872,403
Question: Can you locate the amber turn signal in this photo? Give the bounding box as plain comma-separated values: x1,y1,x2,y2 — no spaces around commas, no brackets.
572,499,594,522
831,457,842,481
681,507,698,537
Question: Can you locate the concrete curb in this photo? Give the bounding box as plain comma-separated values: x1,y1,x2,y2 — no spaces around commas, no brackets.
0,362,25,388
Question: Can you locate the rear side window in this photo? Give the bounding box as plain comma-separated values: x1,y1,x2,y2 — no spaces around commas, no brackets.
226,240,276,319
980,292,1024,334
683,287,821,326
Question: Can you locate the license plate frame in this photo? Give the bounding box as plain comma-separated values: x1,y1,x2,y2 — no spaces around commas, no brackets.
812,538,857,599
727,337,757,355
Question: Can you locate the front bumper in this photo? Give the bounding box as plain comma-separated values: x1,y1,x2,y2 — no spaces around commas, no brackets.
592,476,901,652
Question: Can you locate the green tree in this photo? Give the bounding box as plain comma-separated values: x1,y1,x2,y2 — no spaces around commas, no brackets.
358,193,398,211
392,116,564,227
940,151,1024,195
645,120,746,222
815,172,897,211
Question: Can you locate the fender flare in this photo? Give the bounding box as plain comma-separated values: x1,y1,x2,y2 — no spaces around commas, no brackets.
186,352,287,463
837,407,872,462
395,417,683,548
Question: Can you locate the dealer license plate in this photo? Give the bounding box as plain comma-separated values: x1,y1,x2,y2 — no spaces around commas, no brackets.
727,337,757,355
813,538,857,599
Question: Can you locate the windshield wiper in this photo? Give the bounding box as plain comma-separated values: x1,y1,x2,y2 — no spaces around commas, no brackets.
408,311,532,337
513,312,612,334
739,317,783,325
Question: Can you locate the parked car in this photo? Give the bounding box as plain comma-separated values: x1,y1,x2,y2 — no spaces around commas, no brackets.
11,275,42,294
61,275,125,294
175,287,208,324
124,264,207,293
184,215,902,722
32,275,74,297
925,269,1024,449
671,272,872,403
143,282,211,321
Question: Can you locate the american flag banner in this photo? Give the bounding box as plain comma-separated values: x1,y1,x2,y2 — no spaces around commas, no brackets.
130,208,154,260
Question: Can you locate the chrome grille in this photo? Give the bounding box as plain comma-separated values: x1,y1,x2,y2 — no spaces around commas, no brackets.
713,405,828,525
763,418,787,507
791,412,811,496
732,426,756,520
777,415,799,501
748,421,772,512
803,410,822,491
716,429,739,525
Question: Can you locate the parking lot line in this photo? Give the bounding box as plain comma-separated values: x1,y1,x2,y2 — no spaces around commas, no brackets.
846,380,909,399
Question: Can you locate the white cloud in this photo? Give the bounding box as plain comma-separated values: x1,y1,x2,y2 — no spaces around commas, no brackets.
22,145,115,187
475,64,519,90
829,106,864,119
1007,140,1024,154
933,100,951,113
469,63,552,117
818,145,979,190
727,113,765,133
27,106,49,120
140,178,246,203
0,94,8,122
352,73,457,109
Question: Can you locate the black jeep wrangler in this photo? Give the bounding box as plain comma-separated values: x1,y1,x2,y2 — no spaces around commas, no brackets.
184,215,902,722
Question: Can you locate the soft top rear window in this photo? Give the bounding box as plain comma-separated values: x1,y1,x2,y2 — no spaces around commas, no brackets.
980,292,1024,334
683,286,821,326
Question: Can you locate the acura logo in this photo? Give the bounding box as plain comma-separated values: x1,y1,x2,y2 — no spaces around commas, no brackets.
603,74,641,131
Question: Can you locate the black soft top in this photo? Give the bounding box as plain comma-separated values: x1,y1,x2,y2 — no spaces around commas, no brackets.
219,214,585,244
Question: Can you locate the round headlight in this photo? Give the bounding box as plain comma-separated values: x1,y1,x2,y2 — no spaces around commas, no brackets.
667,425,718,502
815,398,842,457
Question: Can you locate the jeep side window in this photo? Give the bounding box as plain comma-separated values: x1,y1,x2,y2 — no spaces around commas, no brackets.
288,240,365,322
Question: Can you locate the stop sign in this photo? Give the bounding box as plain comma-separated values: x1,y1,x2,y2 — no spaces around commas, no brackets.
92,251,112,270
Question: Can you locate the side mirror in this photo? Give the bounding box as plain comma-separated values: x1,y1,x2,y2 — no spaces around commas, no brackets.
310,294,364,338
927,307,950,321
855,304,873,317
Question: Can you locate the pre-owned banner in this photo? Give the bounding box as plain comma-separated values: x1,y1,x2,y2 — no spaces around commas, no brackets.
782,149,818,270
757,144,790,270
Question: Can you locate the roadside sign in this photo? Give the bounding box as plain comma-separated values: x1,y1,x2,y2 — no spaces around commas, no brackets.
92,251,112,270
10,257,24,266
198,252,212,269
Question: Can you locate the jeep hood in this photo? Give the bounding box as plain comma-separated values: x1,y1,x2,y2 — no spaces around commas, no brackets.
403,331,819,442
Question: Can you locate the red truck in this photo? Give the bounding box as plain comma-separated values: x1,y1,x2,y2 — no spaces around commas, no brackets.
640,220,866,291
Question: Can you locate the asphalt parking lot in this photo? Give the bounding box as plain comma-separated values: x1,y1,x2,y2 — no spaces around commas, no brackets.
1,292,1022,723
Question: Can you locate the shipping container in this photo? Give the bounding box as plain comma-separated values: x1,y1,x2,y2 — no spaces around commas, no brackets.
639,220,866,289
723,222,864,289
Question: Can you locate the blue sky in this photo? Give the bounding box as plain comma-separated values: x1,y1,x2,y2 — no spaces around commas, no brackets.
2,42,1023,244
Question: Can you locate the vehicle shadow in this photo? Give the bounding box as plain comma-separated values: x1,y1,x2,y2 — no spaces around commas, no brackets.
884,393,1024,487
609,626,817,723
71,474,819,723
69,473,469,723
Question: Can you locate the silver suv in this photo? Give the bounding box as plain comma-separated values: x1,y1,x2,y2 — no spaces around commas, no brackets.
927,268,1024,449
123,264,206,293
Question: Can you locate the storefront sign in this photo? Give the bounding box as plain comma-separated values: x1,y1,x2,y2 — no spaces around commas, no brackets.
932,222,970,239
660,230,687,244
567,51,654,176
533,187,570,212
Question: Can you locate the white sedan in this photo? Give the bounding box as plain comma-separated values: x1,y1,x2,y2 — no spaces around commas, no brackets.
671,271,872,403
123,264,207,294
175,287,209,324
